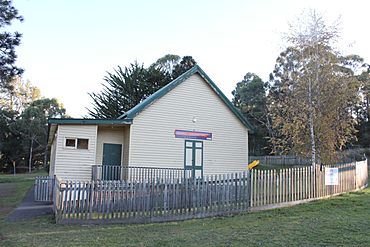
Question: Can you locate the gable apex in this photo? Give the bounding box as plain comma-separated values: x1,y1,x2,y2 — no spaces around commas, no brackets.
118,65,255,133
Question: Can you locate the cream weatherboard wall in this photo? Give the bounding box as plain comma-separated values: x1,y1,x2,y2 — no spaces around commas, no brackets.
129,74,249,175
54,125,97,180
123,126,130,166
49,138,57,177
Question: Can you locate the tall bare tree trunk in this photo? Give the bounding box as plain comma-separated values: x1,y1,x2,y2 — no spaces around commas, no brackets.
308,16,320,169
313,28,322,170
308,77,316,168
12,160,16,175
28,137,33,173
43,144,48,170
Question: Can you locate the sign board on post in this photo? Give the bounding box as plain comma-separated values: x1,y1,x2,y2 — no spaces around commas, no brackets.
325,167,339,185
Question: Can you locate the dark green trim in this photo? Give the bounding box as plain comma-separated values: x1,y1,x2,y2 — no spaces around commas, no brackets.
48,118,133,125
118,65,255,133
195,66,255,133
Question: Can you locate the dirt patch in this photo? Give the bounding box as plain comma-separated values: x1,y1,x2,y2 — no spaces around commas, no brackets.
0,183,16,198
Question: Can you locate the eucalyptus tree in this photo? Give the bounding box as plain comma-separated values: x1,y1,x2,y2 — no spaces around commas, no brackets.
268,10,361,167
0,76,66,172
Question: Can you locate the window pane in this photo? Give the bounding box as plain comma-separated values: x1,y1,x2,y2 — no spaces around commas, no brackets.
65,138,76,147
77,139,89,149
195,142,202,148
195,170,202,178
195,149,202,166
185,148,192,166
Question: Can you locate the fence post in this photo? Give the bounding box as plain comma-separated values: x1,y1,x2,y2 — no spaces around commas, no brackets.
249,169,252,208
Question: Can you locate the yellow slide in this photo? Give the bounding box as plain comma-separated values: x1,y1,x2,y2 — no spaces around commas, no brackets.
248,160,260,170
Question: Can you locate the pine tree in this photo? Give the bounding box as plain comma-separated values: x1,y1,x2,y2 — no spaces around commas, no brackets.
0,0,24,90
88,56,196,118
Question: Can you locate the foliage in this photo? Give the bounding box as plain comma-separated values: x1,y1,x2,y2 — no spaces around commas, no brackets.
232,73,272,155
0,0,24,90
88,55,196,118
151,54,180,75
268,11,361,165
354,64,370,147
172,55,197,79
0,76,41,113
87,61,171,118
0,78,66,172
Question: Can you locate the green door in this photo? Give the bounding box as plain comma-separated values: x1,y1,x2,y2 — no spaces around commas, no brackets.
102,143,122,180
184,140,203,178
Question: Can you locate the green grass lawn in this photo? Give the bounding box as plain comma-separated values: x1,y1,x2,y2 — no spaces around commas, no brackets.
0,170,46,219
0,171,369,247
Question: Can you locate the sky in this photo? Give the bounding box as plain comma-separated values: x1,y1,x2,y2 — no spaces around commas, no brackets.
7,0,370,117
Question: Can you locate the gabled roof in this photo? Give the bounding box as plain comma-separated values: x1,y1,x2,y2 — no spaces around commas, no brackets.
118,65,255,133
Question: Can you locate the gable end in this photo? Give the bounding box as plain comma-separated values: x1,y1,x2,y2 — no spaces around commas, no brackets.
118,65,255,133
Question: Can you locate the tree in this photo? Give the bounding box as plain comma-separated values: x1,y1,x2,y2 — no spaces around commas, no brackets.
0,0,23,90
232,73,272,155
0,77,66,172
0,76,41,113
88,55,196,119
88,62,169,118
355,63,370,147
268,10,361,166
172,56,197,79
0,108,23,172
18,98,66,172
0,98,66,172
151,54,180,76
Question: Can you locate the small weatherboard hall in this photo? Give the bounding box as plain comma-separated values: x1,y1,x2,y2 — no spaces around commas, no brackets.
47,65,254,181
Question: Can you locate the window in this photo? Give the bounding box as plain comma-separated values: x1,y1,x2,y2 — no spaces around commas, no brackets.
184,140,203,178
77,139,89,149
65,138,89,149
65,138,76,147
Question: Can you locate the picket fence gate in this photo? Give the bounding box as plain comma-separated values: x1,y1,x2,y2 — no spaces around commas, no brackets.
34,176,55,202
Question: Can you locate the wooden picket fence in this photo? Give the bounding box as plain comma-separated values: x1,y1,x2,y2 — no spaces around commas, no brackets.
249,155,311,166
355,160,368,189
34,176,55,202
54,172,250,224
250,163,359,208
50,160,368,224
